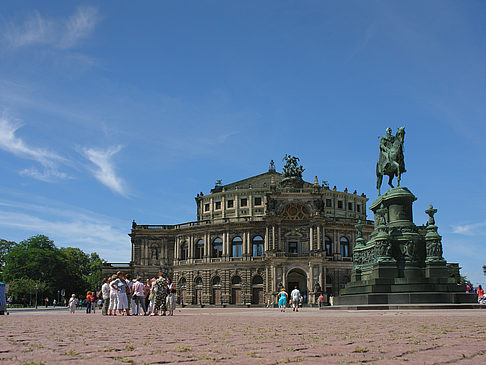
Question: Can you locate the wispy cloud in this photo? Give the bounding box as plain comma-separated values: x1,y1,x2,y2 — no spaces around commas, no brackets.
2,6,99,49
81,145,128,197
451,221,486,236
0,198,130,261
0,116,69,181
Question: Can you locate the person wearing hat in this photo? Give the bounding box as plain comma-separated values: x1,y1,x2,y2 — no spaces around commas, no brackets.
278,288,288,312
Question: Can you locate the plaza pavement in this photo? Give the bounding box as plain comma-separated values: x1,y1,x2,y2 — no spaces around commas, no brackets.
1,307,486,364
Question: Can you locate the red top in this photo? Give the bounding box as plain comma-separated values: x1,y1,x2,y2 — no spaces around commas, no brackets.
478,289,484,297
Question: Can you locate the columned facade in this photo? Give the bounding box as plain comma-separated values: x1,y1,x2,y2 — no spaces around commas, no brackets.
104,161,373,306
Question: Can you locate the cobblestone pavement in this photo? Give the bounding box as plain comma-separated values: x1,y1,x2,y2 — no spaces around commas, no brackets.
1,308,486,364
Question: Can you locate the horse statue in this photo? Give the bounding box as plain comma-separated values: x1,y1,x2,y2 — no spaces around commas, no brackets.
376,127,406,195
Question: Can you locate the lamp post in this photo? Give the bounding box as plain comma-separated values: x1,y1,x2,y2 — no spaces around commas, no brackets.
483,265,486,276
35,284,38,309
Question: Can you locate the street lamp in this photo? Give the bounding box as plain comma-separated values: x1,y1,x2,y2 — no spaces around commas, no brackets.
35,284,38,309
483,265,486,276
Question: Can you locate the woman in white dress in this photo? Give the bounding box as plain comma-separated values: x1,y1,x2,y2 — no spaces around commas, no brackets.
68,294,77,314
108,274,118,315
166,279,176,316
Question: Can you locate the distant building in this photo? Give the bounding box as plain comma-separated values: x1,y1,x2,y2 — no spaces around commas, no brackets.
104,158,373,305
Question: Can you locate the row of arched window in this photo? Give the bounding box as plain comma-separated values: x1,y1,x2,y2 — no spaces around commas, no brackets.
325,236,350,257
180,236,265,260
179,235,351,259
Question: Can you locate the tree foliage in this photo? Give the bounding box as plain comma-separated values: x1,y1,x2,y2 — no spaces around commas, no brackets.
2,235,106,304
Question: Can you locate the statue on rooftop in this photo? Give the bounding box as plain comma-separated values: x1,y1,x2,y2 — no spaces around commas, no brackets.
376,127,406,195
282,155,304,179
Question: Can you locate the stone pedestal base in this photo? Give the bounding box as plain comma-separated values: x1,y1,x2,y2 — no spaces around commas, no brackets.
334,292,477,306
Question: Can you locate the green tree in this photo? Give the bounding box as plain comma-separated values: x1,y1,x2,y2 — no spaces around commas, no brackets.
7,278,47,306
3,234,107,303
3,235,68,298
0,239,17,280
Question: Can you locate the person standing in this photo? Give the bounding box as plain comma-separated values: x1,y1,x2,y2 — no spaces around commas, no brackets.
108,274,118,316
86,292,93,314
166,279,176,316
278,288,288,312
132,277,146,315
290,286,301,312
101,278,111,315
477,285,485,304
318,293,325,308
68,294,77,314
151,272,168,316
111,271,130,316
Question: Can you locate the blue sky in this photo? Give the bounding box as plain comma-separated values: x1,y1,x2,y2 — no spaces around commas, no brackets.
0,1,485,285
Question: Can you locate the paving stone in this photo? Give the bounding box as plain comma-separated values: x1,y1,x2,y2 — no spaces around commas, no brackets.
1,308,486,364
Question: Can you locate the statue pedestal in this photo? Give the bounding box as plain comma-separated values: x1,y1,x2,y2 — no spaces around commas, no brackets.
336,186,475,306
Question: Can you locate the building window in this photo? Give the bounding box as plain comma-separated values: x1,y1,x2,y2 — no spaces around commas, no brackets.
337,200,343,209
215,201,221,210
204,203,210,212
288,241,298,254
232,236,243,257
195,239,204,259
231,276,241,285
212,276,221,286
240,198,247,207
212,237,223,258
348,202,353,211
326,199,332,207
325,236,332,255
254,197,262,206
180,241,188,260
252,235,264,256
340,236,350,257
356,204,361,212
252,276,263,285
227,200,234,208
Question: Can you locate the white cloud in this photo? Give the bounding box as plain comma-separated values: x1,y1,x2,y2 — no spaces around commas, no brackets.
0,199,130,261
82,145,128,197
0,116,69,181
2,6,99,49
451,221,486,236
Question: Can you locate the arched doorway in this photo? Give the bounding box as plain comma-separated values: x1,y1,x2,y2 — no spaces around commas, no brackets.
251,275,264,305
231,276,242,304
211,276,222,305
286,268,308,303
194,277,203,305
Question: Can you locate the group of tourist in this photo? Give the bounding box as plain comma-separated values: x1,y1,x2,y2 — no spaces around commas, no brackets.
68,271,177,315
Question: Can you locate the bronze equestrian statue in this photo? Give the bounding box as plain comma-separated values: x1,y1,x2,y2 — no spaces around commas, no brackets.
376,127,406,195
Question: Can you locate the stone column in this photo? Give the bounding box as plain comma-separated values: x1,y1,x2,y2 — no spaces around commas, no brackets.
222,195,226,219
242,231,247,256
317,226,321,251
310,226,314,251
278,225,281,251
247,231,251,256
265,226,269,252
272,225,276,251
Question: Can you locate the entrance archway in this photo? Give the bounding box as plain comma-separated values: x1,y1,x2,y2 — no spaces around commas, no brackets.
286,268,308,302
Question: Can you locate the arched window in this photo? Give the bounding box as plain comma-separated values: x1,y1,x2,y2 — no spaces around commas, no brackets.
231,276,241,285
252,235,264,257
252,276,263,285
179,278,187,288
195,277,203,287
180,241,188,260
195,239,204,259
325,236,332,255
340,236,350,257
232,236,243,257
212,237,223,258
212,276,221,286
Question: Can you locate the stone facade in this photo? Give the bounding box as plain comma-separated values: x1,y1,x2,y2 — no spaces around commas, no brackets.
104,162,373,306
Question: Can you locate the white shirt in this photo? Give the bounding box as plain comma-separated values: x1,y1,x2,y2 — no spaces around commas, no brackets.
291,288,301,301
102,282,110,299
